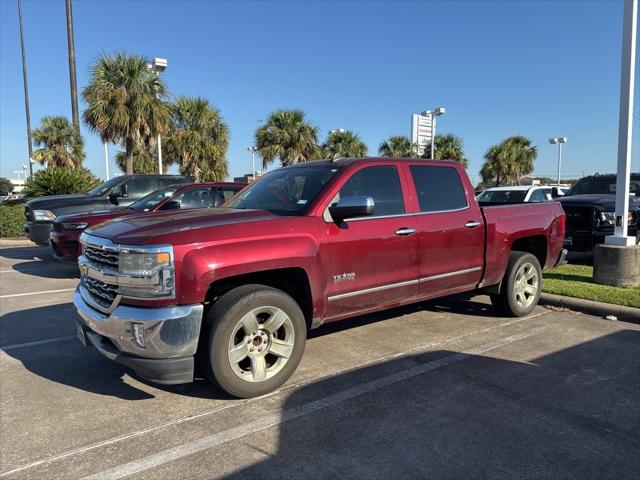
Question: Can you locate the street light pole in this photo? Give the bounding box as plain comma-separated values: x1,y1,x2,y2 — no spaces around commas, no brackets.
549,137,567,185
104,141,110,180
17,0,33,178
65,0,79,130
150,58,167,174
247,146,257,182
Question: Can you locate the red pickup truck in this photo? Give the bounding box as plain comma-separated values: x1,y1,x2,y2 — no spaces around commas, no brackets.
50,182,244,260
73,158,566,398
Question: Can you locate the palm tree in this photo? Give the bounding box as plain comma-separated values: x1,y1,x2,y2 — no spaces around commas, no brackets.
378,135,416,158
255,109,320,168
32,116,85,168
82,52,170,174
481,136,537,186
322,130,367,159
421,133,468,168
114,142,171,174
164,96,229,181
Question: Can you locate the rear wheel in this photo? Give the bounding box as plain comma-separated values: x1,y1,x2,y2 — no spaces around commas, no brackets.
490,252,542,317
199,284,306,398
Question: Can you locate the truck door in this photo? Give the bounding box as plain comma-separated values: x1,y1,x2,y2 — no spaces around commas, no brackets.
408,165,484,297
319,165,419,319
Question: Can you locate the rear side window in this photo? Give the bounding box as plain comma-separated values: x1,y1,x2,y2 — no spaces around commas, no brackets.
339,166,404,217
410,165,468,213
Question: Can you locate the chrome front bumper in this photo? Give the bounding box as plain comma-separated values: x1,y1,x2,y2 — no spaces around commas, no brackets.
73,285,203,360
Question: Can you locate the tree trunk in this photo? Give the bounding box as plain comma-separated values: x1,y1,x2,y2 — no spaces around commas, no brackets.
125,137,134,174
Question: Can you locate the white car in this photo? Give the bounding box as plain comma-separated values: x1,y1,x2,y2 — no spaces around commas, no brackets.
477,185,555,204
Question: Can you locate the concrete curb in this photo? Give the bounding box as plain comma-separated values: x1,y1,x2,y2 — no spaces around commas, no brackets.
0,238,34,247
540,292,640,324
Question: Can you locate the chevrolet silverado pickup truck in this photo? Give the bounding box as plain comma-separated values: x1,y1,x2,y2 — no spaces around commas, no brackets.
24,174,193,245
50,182,244,261
73,158,566,398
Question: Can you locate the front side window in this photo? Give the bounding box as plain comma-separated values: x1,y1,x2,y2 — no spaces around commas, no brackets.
129,184,183,211
226,165,339,215
337,166,405,217
410,165,467,212
172,187,220,209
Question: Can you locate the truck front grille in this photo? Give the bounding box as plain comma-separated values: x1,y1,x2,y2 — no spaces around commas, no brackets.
563,206,594,231
83,276,118,307
83,244,119,269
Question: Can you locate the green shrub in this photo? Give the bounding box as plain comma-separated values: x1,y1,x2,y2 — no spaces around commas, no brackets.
0,203,26,237
0,177,14,195
24,167,100,197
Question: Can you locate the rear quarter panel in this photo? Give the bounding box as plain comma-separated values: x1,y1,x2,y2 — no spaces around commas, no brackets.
481,202,565,287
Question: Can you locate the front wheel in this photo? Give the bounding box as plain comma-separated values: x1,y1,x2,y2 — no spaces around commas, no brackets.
490,252,542,317
199,284,307,398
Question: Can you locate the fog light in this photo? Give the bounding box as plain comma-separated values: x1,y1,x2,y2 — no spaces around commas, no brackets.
132,323,146,348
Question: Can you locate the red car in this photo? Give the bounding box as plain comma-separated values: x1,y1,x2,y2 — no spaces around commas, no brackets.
50,182,245,260
73,158,566,398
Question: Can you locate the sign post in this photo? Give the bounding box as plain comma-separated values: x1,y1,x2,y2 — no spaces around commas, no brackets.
605,0,637,247
411,113,433,157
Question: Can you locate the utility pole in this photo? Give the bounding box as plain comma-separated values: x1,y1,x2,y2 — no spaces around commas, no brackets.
18,0,34,178
65,0,80,130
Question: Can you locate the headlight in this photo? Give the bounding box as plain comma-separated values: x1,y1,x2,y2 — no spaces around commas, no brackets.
628,211,637,226
33,209,56,221
62,222,88,230
117,249,174,299
119,251,171,276
599,211,636,226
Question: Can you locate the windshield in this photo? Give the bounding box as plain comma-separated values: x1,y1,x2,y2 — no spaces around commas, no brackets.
225,165,339,215
86,176,124,196
567,176,640,196
477,189,527,203
129,184,184,211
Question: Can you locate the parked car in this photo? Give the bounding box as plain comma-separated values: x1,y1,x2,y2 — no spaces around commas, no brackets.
23,175,193,245
559,173,640,252
477,185,554,205
73,158,566,398
50,182,245,261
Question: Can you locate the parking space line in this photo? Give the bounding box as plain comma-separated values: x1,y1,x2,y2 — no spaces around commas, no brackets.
0,288,76,299
0,336,76,352
0,311,548,478
81,324,550,480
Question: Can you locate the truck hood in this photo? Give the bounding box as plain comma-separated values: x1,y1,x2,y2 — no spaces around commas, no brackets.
56,208,131,226
559,194,639,210
26,193,96,211
86,208,276,244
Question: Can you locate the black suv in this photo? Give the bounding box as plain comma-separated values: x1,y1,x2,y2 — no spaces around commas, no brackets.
558,173,639,252
24,175,193,245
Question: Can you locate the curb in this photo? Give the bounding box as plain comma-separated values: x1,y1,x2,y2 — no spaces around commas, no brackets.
0,238,34,247
540,292,640,324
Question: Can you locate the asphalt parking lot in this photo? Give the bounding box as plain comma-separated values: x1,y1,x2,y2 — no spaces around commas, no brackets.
1,245,639,479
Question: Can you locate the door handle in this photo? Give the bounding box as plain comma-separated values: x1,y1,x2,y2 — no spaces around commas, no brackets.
464,221,481,228
395,228,416,236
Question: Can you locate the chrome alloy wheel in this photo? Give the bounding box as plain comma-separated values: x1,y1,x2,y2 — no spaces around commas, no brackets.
227,306,295,383
513,262,539,309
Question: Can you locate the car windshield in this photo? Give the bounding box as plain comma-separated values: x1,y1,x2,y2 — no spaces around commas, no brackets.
477,189,527,203
129,184,184,211
86,176,124,196
567,176,640,196
224,165,340,215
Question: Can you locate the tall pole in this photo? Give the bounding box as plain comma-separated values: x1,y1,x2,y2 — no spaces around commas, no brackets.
65,0,79,130
103,141,110,180
607,0,637,245
556,143,562,185
430,114,436,159
18,0,34,178
157,134,163,174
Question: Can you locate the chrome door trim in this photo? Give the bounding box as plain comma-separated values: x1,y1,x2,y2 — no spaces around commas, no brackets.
327,266,483,302
419,266,482,283
395,228,416,236
327,279,419,302
464,221,482,228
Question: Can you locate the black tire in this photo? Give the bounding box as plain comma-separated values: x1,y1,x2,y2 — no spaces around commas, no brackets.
490,251,542,317
199,284,307,398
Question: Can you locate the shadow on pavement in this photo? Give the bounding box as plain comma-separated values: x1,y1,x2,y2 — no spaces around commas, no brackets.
0,245,79,279
223,329,640,479
0,245,51,261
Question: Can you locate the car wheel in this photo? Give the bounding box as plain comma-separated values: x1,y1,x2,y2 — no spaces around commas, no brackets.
490,252,542,317
199,284,306,398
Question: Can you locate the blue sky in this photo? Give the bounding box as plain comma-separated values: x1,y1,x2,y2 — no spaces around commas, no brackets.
1,0,639,184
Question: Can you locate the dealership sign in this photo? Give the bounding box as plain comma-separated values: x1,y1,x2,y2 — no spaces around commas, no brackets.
411,113,433,156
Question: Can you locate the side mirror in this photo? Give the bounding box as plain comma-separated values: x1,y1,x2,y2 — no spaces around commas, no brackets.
108,184,128,205
329,196,375,223
551,187,565,198
159,200,181,211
